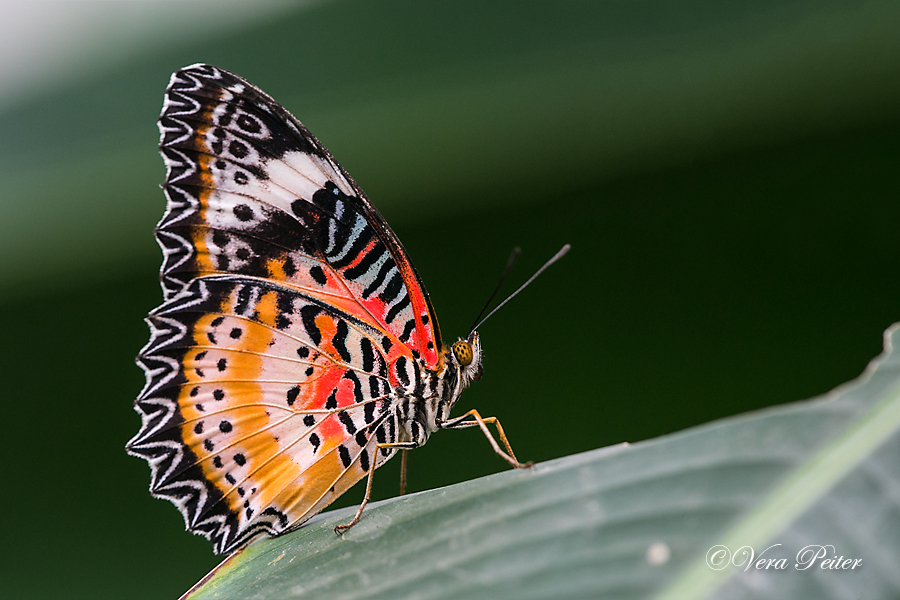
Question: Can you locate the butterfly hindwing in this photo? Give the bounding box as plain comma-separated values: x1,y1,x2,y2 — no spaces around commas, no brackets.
132,275,401,553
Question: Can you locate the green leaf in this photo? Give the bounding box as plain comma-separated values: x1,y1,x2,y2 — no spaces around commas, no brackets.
182,326,900,600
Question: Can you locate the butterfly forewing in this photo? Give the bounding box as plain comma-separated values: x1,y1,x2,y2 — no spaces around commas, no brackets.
156,64,440,365
129,64,441,554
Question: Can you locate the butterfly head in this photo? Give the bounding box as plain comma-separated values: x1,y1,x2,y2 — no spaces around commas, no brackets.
451,331,483,384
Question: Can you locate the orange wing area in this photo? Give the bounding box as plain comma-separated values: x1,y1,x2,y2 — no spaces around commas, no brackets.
155,63,441,369
130,275,402,554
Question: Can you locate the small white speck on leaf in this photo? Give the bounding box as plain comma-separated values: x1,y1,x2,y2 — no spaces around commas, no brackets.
646,542,671,565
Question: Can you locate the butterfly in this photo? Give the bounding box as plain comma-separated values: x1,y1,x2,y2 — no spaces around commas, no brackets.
126,64,551,555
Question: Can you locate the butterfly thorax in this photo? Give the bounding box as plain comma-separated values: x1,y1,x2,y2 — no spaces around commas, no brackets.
395,332,483,448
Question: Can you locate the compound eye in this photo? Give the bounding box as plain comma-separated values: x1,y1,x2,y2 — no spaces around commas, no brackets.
452,341,473,366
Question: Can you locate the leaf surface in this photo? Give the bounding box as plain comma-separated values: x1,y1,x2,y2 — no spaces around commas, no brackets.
183,327,900,599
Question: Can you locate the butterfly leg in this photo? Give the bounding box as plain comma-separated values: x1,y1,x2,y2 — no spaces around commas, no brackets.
334,441,418,535
399,449,409,496
441,409,533,469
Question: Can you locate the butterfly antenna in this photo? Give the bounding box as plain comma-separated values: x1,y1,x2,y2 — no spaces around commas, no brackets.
470,243,570,334
468,246,522,334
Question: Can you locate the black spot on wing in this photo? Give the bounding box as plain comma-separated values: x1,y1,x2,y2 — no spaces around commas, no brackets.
384,292,410,324
338,411,356,434
233,204,253,221
234,286,253,315
378,272,403,305
368,376,381,398
339,445,352,468
290,198,308,219
286,386,300,406
311,183,342,214
309,265,327,285
360,337,375,373
395,356,410,387
360,449,370,472
412,359,422,394
343,369,363,404
276,292,295,316
275,292,294,330
399,319,416,343
224,135,251,160
333,320,352,363
300,305,323,346
236,113,261,134
215,252,230,271
283,256,297,277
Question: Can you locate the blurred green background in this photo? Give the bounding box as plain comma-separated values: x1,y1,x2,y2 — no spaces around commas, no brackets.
1,1,899,598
